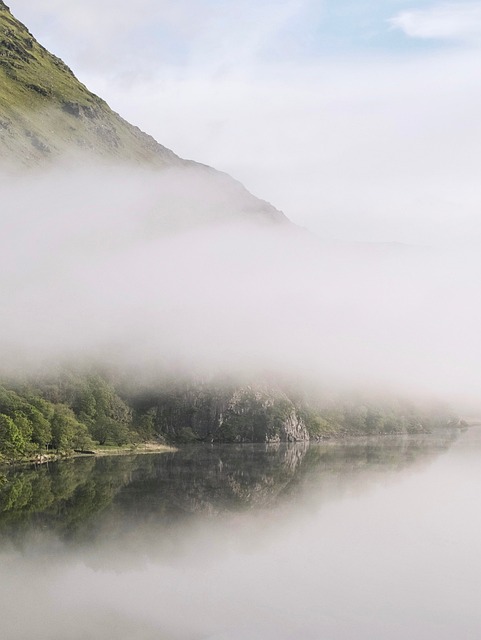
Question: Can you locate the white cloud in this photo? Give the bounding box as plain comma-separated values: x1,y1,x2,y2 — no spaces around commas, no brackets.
390,2,481,43
9,0,315,75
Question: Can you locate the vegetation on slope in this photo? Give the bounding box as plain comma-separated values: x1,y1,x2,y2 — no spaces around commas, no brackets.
0,0,179,166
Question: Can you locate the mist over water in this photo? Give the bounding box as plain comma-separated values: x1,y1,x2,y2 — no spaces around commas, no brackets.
1,164,481,408
2,428,481,639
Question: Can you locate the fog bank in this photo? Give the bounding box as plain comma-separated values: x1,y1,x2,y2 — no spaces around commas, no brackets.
1,164,480,406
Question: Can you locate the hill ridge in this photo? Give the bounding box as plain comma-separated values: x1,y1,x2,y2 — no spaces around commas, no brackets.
0,0,183,166
0,1,290,225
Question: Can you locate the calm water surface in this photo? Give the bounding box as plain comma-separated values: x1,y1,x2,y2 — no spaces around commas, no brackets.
1,428,480,639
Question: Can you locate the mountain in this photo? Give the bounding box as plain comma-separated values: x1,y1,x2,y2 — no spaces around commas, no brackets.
0,1,287,224
0,1,182,166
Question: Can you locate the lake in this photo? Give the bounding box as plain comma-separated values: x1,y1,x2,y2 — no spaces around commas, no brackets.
1,427,480,639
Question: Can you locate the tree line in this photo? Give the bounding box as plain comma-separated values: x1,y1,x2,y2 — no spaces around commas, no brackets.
0,369,457,462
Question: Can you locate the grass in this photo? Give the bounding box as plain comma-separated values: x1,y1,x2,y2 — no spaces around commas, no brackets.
92,443,176,456
0,3,99,122
0,2,179,167
0,442,176,468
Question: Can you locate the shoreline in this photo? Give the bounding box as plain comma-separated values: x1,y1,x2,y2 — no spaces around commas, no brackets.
2,425,468,469
0,442,177,469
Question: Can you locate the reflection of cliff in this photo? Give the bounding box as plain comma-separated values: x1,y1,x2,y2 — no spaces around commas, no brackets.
0,432,457,545
115,443,311,518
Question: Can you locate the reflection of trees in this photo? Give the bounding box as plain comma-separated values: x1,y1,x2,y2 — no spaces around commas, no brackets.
0,432,457,545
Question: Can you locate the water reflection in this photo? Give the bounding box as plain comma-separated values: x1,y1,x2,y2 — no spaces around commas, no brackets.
0,432,457,546
3,429,481,640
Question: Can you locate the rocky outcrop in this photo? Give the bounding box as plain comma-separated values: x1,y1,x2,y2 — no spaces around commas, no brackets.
221,386,310,443
143,383,310,443
276,408,310,443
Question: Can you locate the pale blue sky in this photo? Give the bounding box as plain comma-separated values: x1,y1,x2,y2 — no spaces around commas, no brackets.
9,0,470,73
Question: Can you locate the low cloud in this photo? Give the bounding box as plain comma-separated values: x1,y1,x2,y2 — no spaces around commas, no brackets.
1,163,481,408
390,3,481,43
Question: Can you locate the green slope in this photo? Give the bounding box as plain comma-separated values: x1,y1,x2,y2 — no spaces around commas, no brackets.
0,0,180,167
0,1,289,224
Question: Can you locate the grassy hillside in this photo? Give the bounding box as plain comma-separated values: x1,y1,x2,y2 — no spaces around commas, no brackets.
0,0,180,167
0,1,290,226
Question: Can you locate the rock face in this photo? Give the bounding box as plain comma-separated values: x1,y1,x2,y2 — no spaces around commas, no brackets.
277,408,310,443
145,383,310,443
221,386,310,443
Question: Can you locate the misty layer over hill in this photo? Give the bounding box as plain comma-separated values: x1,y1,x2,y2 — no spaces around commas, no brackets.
0,167,460,455
1,165,478,404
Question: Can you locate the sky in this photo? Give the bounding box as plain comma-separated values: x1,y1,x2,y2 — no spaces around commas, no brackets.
7,0,481,245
